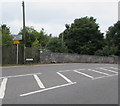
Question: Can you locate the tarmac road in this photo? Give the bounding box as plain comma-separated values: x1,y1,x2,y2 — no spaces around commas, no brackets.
0,63,118,104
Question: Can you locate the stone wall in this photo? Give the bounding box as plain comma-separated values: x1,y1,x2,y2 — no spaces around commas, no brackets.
39,50,118,64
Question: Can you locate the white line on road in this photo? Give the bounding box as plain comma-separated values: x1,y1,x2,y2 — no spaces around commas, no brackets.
20,82,76,97
88,69,110,76
58,70,72,73
58,69,85,73
33,74,45,89
0,72,41,79
57,72,73,83
100,68,118,74
73,70,94,79
0,78,8,99
92,74,118,80
110,67,119,70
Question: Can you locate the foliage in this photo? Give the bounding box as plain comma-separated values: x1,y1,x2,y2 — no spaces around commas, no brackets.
19,26,36,47
0,24,13,46
2,18,119,57
32,39,39,47
46,37,68,53
19,27,51,48
95,44,118,56
59,16,104,55
37,28,51,48
105,21,120,56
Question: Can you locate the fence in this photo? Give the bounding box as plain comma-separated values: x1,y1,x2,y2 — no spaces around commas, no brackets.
1,46,118,65
0,46,2,65
2,46,39,65
2,45,24,65
25,46,40,63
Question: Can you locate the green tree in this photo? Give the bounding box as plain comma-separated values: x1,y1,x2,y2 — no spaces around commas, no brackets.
59,16,104,55
95,44,118,56
46,37,68,53
32,39,39,47
0,24,13,46
19,27,51,48
19,26,36,47
105,21,120,56
37,28,51,49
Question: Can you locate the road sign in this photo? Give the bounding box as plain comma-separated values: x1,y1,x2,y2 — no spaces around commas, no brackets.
13,35,22,41
12,40,20,44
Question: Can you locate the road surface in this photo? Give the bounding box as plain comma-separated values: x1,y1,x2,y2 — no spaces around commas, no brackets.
0,63,118,104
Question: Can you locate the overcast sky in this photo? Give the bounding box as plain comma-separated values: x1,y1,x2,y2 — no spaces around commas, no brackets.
1,0,119,36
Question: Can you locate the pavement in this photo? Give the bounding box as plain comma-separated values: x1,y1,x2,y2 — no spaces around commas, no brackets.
0,63,118,104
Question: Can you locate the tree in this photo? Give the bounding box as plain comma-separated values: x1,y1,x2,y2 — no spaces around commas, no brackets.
0,24,13,46
19,27,51,48
46,37,68,53
37,28,51,49
32,39,39,47
104,21,120,56
59,16,104,55
19,26,36,47
95,44,118,56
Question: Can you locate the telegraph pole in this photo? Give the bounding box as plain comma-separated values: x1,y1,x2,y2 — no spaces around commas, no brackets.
118,1,120,21
22,1,26,64
62,33,64,46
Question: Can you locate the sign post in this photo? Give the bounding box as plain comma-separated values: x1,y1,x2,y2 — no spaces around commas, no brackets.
16,44,19,64
12,35,22,64
22,1,26,64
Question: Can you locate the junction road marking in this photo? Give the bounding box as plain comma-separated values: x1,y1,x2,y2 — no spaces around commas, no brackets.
58,69,85,73
110,67,119,70
0,72,41,79
88,69,110,76
57,72,73,83
33,74,45,89
93,74,118,80
0,78,8,99
20,82,76,97
100,68,118,74
58,70,72,73
73,70,94,79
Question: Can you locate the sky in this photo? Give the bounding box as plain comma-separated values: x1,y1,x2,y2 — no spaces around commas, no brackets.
0,0,119,37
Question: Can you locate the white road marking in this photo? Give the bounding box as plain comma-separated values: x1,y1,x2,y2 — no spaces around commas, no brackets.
57,72,73,83
0,78,8,99
58,70,72,73
20,82,76,97
110,67,119,70
58,69,85,73
0,72,41,79
33,74,45,89
93,74,118,80
100,68,118,74
73,70,94,79
88,69,110,76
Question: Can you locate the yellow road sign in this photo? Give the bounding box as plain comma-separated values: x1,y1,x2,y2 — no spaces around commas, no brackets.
12,40,20,44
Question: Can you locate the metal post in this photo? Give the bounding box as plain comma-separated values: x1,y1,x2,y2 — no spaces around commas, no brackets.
22,1,26,64
16,44,19,64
